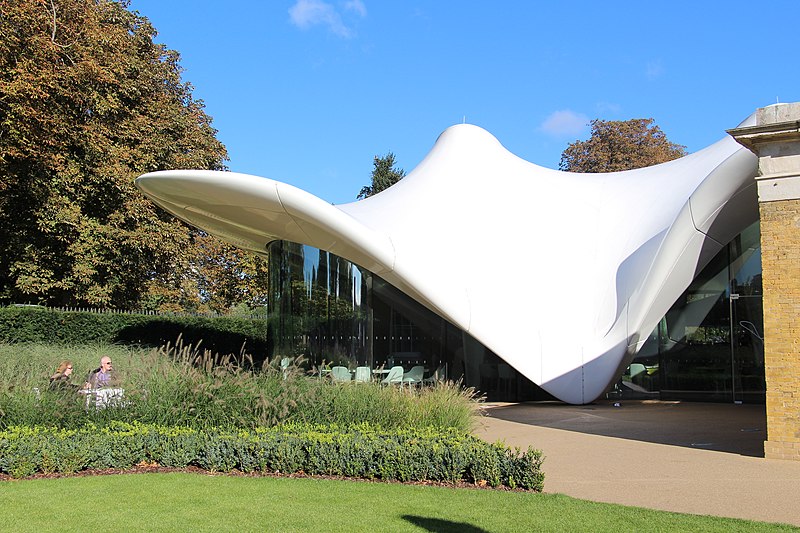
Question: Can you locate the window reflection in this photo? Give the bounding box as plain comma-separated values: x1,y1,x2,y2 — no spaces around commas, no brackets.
266,241,548,401
620,222,765,403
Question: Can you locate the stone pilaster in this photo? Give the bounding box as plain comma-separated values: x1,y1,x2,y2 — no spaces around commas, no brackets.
729,103,800,460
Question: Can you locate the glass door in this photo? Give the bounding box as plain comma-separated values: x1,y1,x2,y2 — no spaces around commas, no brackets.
730,293,765,403
728,222,764,404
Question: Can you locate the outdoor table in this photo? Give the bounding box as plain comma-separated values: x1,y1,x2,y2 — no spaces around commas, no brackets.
79,387,125,409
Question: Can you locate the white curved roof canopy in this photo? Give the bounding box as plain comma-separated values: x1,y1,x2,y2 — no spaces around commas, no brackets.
136,118,758,404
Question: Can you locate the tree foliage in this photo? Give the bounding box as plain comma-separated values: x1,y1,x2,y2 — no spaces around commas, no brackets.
185,234,270,313
559,118,687,173
357,152,405,199
0,0,267,312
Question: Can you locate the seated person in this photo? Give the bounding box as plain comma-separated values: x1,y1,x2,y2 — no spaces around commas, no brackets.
83,356,114,389
49,360,76,390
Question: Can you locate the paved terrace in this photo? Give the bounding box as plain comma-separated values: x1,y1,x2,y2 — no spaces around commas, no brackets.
474,400,800,527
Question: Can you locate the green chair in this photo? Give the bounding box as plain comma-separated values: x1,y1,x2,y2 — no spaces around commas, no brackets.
402,365,425,388
381,366,404,386
331,366,352,382
629,363,646,379
280,357,291,380
422,364,446,385
354,366,371,383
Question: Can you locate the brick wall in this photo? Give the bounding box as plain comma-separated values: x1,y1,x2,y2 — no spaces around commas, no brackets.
759,198,800,460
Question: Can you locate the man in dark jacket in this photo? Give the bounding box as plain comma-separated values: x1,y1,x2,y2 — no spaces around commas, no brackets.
83,356,114,389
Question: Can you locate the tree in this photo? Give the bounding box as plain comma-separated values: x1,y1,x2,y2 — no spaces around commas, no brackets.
138,234,270,314
186,234,270,314
357,152,405,199
0,0,268,311
559,118,687,173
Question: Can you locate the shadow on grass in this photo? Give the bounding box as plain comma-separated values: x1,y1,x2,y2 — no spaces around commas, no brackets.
402,515,489,533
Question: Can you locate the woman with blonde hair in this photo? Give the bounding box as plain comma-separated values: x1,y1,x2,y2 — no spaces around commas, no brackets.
49,360,75,390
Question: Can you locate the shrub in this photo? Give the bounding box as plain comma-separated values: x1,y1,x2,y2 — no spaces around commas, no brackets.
0,423,545,491
0,306,271,360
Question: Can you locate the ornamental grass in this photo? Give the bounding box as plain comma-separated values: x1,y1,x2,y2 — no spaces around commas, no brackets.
0,341,481,432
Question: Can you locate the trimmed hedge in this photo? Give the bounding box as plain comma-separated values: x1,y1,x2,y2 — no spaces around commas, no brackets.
0,306,271,360
0,423,545,491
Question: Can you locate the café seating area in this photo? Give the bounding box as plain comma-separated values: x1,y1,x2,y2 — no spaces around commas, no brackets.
319,354,445,388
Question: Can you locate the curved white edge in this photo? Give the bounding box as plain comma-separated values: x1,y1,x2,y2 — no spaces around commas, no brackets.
626,143,758,357
689,148,759,244
136,170,397,274
135,118,759,405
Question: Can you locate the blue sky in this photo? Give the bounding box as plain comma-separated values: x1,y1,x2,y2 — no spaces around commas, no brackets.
129,0,800,204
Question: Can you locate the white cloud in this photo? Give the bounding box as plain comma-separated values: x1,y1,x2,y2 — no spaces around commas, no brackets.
344,0,367,17
540,110,589,138
289,0,351,38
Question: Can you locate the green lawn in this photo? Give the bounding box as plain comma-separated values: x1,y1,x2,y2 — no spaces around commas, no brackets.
0,473,794,532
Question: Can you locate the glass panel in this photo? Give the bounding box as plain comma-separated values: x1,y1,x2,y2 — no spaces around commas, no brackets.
614,321,661,398
732,294,764,402
730,223,764,403
267,242,370,369
624,221,765,403
266,241,546,400
659,244,732,400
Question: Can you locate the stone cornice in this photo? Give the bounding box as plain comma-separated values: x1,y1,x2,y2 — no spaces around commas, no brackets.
727,120,800,153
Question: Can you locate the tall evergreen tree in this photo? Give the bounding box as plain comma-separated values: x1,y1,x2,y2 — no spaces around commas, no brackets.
357,152,405,199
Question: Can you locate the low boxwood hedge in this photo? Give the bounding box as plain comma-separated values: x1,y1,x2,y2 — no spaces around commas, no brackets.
0,423,545,491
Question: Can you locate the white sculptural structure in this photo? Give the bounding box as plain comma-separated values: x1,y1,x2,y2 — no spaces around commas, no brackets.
136,114,759,404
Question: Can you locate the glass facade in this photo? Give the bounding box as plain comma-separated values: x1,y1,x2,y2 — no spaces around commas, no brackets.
268,241,371,366
269,222,765,404
267,241,547,401
616,222,765,403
